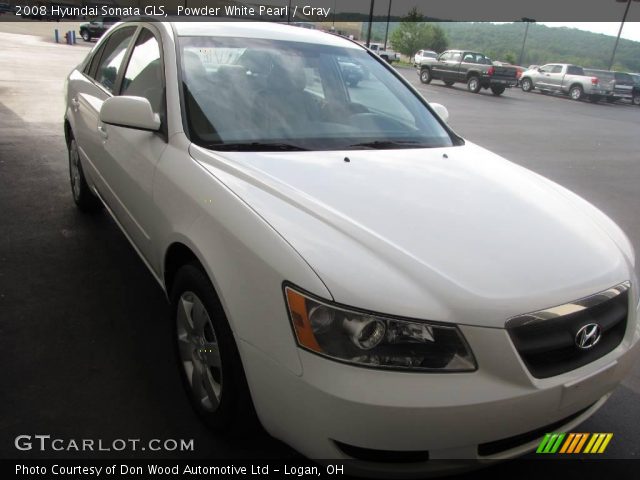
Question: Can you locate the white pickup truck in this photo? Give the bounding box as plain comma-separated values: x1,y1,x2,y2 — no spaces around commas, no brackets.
519,63,612,102
367,43,401,63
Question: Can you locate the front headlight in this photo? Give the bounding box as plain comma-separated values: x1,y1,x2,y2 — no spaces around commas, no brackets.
284,285,477,372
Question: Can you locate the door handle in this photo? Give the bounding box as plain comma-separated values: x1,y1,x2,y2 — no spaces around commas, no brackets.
98,125,108,140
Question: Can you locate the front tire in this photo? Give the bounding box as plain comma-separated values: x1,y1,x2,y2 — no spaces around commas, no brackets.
420,68,432,84
68,137,102,213
521,78,533,92
81,30,91,42
171,263,257,433
633,94,640,106
569,85,584,101
491,86,506,96
467,76,481,93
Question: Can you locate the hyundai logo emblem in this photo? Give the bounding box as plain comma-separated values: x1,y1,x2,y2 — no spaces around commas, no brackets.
575,323,602,350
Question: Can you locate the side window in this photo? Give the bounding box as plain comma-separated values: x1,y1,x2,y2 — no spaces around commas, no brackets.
539,65,552,73
451,52,462,62
550,65,563,74
94,26,136,93
463,53,475,63
121,28,164,114
83,42,106,77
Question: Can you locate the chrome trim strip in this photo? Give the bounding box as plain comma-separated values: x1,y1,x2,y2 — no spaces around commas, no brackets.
505,281,631,329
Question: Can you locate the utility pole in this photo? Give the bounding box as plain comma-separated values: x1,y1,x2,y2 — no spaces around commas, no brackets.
332,0,336,30
609,0,638,70
366,0,375,47
287,0,292,23
383,0,392,50
518,17,535,66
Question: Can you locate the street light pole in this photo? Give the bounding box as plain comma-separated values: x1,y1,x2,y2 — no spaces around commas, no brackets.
366,0,375,47
332,0,336,29
609,0,638,70
518,17,535,66
383,0,392,50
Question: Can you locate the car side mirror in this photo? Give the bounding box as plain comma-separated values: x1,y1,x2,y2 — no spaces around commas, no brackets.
430,103,449,123
100,96,161,132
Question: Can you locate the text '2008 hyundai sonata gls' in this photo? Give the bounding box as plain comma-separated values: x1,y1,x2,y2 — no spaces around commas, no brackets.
64,21,639,473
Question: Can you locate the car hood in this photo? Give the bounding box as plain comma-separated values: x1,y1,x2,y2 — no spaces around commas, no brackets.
190,143,633,328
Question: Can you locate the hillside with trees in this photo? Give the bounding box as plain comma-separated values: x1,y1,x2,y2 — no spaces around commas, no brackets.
368,21,640,72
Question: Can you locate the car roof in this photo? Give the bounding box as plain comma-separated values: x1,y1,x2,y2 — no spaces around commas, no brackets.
171,21,360,49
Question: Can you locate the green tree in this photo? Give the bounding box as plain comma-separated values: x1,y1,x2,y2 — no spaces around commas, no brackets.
390,8,448,56
504,52,517,64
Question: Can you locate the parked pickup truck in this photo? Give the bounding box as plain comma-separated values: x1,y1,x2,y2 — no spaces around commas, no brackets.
367,43,401,63
520,64,612,102
418,50,518,96
585,69,637,104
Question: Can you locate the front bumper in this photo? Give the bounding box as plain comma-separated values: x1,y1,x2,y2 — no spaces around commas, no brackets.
240,298,639,475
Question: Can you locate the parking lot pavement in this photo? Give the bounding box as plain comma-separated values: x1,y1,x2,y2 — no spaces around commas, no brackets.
0,32,639,467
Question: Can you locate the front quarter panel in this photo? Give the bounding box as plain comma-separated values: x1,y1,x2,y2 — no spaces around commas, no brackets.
153,137,331,376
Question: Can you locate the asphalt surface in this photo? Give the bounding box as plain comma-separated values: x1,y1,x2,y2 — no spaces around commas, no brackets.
1,31,639,475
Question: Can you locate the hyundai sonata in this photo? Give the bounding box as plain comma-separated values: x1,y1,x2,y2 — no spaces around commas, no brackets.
64,21,639,474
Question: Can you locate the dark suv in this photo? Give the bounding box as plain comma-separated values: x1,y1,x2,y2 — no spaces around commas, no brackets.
628,73,640,106
79,17,120,42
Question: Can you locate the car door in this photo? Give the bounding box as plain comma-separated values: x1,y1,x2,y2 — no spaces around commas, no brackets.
88,20,103,37
460,52,479,81
71,25,137,193
544,65,564,91
95,25,168,263
431,51,451,79
446,51,464,81
535,64,555,89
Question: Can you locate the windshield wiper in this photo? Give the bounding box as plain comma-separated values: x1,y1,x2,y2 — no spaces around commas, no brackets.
345,140,430,150
206,142,309,152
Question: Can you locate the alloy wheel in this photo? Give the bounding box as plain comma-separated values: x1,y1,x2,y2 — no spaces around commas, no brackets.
176,291,223,412
570,87,582,100
69,140,82,201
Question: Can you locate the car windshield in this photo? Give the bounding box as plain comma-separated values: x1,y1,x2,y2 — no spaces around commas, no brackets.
179,36,455,151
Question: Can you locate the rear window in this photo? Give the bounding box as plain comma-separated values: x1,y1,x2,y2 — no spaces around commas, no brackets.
567,66,584,75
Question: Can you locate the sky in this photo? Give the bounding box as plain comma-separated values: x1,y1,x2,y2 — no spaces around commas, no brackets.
539,22,640,43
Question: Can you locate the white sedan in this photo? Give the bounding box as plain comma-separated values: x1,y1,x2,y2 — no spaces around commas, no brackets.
65,21,639,474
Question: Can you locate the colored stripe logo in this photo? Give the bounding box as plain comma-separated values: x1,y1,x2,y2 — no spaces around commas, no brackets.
536,433,613,454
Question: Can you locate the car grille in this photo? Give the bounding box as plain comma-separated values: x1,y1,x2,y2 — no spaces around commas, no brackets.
506,282,629,379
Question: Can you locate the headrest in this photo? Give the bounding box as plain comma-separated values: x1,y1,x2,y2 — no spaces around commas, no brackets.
183,51,208,85
266,63,307,92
